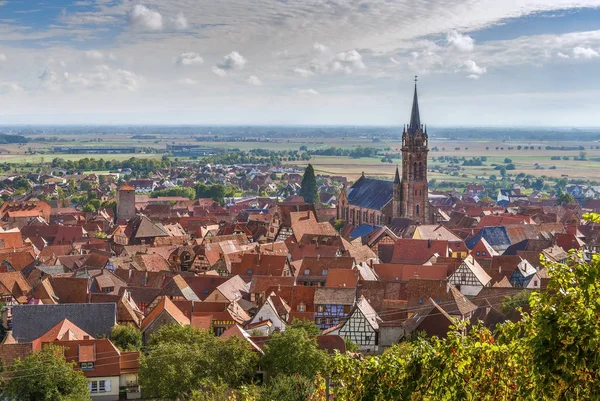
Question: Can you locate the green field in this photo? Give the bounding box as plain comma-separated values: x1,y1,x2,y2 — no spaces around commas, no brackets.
6,133,600,184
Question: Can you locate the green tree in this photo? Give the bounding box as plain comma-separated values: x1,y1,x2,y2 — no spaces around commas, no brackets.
262,326,329,379
140,324,258,400
558,192,575,205
299,164,318,204
110,323,142,351
4,345,90,401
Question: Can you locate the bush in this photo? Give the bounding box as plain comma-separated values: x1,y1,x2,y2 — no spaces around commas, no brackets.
260,374,316,401
110,323,142,351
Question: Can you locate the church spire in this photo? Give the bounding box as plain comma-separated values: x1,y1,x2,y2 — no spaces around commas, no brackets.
394,165,401,184
408,76,421,134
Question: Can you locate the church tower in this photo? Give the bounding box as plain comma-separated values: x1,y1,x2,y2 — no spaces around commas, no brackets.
398,77,431,223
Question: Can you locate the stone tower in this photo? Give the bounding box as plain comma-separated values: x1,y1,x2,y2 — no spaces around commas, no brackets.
398,78,431,223
116,183,136,222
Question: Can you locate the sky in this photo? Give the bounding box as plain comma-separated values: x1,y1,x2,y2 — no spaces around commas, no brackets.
1,1,600,126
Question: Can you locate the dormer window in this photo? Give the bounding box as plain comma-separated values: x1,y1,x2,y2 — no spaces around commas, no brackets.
322,269,328,275
304,269,310,275
80,362,94,370
298,302,306,312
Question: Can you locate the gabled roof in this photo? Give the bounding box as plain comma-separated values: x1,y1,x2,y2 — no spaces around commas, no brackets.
355,296,380,330
220,324,263,353
444,285,477,316
458,255,492,286
346,176,394,211
125,215,169,240
415,225,462,242
33,318,93,345
141,296,190,331
466,226,512,252
214,275,247,302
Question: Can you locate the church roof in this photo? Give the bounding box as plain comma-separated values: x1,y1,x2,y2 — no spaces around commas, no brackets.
407,80,421,135
347,176,393,211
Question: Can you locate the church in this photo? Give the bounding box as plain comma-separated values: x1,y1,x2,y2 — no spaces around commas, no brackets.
337,79,438,227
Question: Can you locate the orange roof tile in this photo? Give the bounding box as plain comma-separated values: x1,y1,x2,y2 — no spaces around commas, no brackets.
141,296,190,331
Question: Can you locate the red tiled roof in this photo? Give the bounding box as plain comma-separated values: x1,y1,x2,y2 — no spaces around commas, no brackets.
373,264,447,282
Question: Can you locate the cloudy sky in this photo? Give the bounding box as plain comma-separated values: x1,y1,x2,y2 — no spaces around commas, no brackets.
1,0,600,126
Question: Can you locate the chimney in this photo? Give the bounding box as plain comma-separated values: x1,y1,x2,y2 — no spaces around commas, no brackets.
428,239,431,248
317,254,320,262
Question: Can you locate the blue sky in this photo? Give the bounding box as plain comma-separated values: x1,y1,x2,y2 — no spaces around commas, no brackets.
1,0,600,126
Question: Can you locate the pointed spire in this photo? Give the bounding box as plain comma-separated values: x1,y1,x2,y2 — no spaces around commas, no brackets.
394,165,401,184
409,76,421,134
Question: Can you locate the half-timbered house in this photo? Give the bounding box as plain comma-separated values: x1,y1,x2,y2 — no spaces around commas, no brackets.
333,296,381,353
448,255,491,296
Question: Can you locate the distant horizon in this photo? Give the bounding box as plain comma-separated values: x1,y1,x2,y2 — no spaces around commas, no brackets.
1,124,600,130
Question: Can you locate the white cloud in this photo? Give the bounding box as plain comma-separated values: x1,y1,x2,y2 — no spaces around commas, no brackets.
573,46,599,59
466,74,480,80
129,5,163,31
170,12,188,30
390,57,401,65
217,51,247,70
178,78,199,85
313,42,328,53
84,50,104,61
298,88,319,95
447,30,475,52
212,66,227,77
464,59,487,75
334,49,365,71
0,53,7,62
556,52,570,59
246,75,262,86
293,67,314,77
40,65,142,91
0,82,23,93
175,52,204,66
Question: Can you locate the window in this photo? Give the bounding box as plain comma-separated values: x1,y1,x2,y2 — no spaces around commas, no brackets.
482,251,486,256
298,302,306,312
317,305,325,312
416,205,420,216
89,380,109,394
304,269,310,275
322,269,328,275
247,269,253,274
418,298,423,304
80,362,94,370
476,251,480,256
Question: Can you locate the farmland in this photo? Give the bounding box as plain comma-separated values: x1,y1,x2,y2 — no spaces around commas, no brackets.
2,128,600,185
